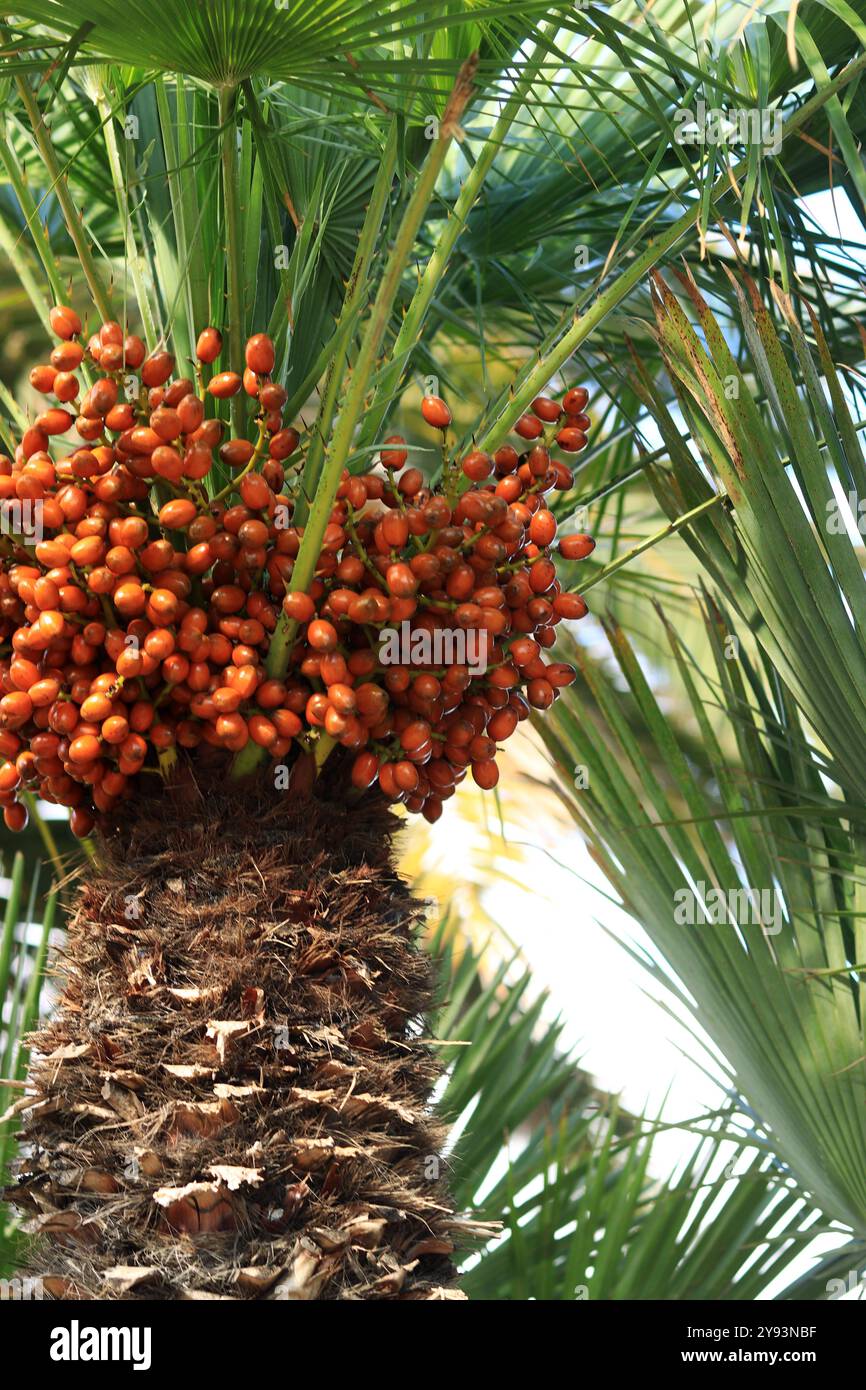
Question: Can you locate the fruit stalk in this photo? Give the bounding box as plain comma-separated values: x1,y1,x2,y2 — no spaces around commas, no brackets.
294,120,399,524
579,492,724,596
219,86,246,440
358,32,551,452
0,211,51,336
0,121,67,312
13,74,112,323
95,83,160,346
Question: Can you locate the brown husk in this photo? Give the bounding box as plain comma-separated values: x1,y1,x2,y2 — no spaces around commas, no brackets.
5,768,471,1299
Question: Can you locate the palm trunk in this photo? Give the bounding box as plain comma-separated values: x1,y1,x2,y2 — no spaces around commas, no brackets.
5,772,466,1300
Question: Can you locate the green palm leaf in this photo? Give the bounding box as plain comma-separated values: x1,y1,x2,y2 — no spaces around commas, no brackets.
0,855,57,1278
2,2,560,84
433,922,847,1299
537,602,866,1235
631,267,866,802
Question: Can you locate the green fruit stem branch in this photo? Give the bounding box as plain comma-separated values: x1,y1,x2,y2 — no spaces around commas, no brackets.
294,118,400,523
12,70,112,322
95,81,160,346
579,491,726,595
0,120,66,316
357,27,553,452
219,84,246,438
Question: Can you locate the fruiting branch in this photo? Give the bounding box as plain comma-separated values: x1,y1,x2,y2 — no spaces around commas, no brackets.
295,119,399,523
0,121,67,314
219,85,246,440
580,493,725,596
0,212,50,333
13,74,113,324
359,32,550,452
95,82,160,346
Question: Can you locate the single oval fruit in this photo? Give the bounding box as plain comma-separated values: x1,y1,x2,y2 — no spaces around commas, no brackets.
515,413,544,441
283,590,315,623
562,386,589,415
69,734,102,764
553,592,588,620
196,327,223,363
245,333,275,375
352,750,379,789
556,427,587,453
49,304,82,339
35,408,73,436
380,435,408,469
558,533,596,561
219,439,255,469
208,372,242,400
462,450,492,482
158,498,198,530
30,364,57,393
421,395,451,429
141,352,175,388
531,395,562,423
529,509,557,546
269,427,299,461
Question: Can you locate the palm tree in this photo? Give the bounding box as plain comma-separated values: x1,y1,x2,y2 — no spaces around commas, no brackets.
0,0,864,1300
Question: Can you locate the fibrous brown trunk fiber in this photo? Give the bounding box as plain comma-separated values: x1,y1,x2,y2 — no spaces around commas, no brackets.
5,772,468,1299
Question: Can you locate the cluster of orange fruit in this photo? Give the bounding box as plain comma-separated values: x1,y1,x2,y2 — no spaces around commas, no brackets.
0,304,594,833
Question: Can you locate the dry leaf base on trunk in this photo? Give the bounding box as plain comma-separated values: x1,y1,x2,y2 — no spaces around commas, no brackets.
5,774,470,1300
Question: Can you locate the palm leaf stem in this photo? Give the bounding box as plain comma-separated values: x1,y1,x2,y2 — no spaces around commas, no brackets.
12,73,112,319
218,84,245,437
